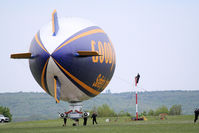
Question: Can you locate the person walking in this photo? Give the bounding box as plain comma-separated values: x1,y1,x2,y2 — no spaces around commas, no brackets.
91,112,98,125
194,108,199,124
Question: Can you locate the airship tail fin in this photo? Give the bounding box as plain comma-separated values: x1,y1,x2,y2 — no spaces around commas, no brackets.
10,53,32,59
52,10,59,36
75,51,101,57
54,76,61,103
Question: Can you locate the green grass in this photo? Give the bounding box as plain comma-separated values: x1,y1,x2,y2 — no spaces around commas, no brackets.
0,115,198,133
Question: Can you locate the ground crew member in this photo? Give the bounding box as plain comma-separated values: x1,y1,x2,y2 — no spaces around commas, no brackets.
83,112,88,126
83,117,88,126
63,117,67,126
194,108,199,123
91,112,98,125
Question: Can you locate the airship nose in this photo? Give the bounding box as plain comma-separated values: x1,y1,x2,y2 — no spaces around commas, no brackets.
29,33,51,94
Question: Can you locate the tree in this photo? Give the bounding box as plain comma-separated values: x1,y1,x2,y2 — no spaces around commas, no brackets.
97,104,117,117
148,109,155,116
169,105,182,115
0,106,12,122
155,106,169,116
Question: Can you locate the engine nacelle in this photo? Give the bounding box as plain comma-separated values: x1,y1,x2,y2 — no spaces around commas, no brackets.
59,112,67,118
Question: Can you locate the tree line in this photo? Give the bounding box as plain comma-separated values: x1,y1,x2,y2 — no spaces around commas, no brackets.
89,104,182,117
145,104,182,116
0,104,182,122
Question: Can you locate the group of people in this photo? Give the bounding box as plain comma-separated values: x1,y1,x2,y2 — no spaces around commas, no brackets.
83,112,98,126
63,112,98,126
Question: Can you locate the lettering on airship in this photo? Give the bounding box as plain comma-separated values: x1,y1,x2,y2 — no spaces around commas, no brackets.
91,40,114,65
92,74,110,91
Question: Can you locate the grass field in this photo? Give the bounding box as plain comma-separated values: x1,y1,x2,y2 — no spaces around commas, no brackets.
0,115,198,133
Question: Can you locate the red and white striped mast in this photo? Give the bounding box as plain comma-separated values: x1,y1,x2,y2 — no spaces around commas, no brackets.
135,73,140,120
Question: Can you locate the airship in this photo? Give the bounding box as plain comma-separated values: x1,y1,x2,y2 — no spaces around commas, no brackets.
11,10,116,119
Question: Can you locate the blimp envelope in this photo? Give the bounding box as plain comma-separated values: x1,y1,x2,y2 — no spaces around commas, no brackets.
11,10,116,103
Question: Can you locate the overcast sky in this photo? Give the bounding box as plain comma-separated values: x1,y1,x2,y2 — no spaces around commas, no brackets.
0,0,199,93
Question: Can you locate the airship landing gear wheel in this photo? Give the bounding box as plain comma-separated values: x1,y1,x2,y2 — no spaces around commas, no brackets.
60,113,65,118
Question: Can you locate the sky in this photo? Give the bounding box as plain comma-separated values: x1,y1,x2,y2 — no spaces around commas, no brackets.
0,0,199,93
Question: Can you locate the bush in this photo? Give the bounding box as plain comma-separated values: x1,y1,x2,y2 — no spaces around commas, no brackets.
0,106,12,122
169,105,182,115
155,106,169,116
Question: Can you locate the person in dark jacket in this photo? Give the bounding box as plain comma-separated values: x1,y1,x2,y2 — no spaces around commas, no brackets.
83,112,89,126
91,112,98,125
63,117,67,126
194,108,199,124
83,117,88,126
